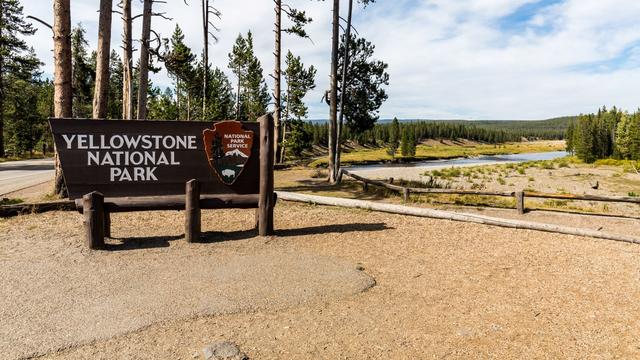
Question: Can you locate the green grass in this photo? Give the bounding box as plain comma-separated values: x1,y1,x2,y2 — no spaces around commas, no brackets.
0,198,23,205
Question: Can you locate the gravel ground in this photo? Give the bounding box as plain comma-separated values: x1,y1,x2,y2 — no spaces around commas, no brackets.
0,207,374,359
3,202,640,359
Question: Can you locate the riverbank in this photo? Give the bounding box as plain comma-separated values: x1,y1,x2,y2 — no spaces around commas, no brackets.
308,140,565,168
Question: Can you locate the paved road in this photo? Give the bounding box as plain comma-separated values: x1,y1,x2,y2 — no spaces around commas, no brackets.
0,158,55,196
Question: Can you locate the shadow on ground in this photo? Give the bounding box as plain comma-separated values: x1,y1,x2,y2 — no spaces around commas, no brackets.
106,234,183,250
105,222,391,248
200,222,391,243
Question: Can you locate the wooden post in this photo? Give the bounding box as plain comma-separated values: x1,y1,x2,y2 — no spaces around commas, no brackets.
363,181,368,192
516,191,525,214
185,179,201,242
403,188,410,202
83,191,105,249
258,114,275,236
104,210,111,238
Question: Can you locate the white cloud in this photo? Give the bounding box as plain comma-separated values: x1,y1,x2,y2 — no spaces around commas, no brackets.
22,0,640,120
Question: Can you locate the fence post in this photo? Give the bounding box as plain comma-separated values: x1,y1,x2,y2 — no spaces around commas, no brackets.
403,188,410,202
258,114,275,236
83,191,105,249
185,179,201,242
516,191,525,214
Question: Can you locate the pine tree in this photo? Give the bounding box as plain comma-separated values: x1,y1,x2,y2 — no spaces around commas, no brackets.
164,25,196,120
107,50,122,119
70,24,94,118
243,54,270,121
147,86,178,120
0,0,37,156
206,67,235,120
565,121,575,153
337,33,389,135
281,50,315,160
228,33,250,120
390,117,400,146
617,112,640,160
400,127,410,157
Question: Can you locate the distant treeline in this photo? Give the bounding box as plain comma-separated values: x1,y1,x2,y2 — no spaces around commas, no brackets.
305,117,570,147
566,106,640,162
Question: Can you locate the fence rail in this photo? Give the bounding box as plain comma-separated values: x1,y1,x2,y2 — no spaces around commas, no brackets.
340,169,640,214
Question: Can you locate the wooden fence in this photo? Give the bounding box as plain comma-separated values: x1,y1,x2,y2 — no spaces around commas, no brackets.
340,169,640,215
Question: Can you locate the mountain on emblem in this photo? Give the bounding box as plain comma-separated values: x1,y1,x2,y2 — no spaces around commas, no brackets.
225,149,249,158
202,121,254,185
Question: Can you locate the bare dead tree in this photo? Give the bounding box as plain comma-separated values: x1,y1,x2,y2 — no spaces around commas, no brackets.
52,0,72,196
201,0,220,119
335,0,353,175
328,0,339,183
134,0,173,120
135,0,152,119
273,0,282,163
273,2,311,163
120,0,133,119
92,0,113,119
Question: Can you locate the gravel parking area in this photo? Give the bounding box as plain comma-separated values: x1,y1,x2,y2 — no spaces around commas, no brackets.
2,202,640,359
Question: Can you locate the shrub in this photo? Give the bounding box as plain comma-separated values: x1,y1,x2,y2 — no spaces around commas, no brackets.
310,169,328,179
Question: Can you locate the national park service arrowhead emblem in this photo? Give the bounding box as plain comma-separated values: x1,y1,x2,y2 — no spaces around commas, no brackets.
203,121,254,185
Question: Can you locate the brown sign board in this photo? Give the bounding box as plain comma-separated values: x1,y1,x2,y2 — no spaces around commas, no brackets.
49,118,261,200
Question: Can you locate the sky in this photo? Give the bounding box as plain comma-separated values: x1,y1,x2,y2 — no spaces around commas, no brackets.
22,0,640,120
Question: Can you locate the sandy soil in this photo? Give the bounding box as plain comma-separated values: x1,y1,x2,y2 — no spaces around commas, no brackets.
3,202,640,359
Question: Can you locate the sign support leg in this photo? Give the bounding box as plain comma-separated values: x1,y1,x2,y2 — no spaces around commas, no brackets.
258,114,275,236
104,210,111,238
83,191,105,249
185,179,201,242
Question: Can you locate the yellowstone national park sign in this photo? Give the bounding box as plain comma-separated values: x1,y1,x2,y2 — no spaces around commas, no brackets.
49,119,260,199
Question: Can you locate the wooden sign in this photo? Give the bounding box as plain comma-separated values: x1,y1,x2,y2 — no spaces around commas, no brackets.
49,119,261,199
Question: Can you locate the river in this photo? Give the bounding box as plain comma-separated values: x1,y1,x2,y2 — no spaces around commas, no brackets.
347,151,568,181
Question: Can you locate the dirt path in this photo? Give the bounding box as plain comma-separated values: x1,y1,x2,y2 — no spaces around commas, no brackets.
3,202,640,359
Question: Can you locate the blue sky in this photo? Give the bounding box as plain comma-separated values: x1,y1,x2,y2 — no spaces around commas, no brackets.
22,0,640,120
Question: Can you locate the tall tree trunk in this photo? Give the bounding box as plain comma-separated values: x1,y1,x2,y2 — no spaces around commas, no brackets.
187,91,191,121
136,0,152,120
176,79,180,120
0,8,4,158
92,0,113,119
202,0,208,119
53,0,72,196
336,0,353,175
273,0,282,163
122,0,133,119
280,80,291,161
327,0,339,183
235,67,240,120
